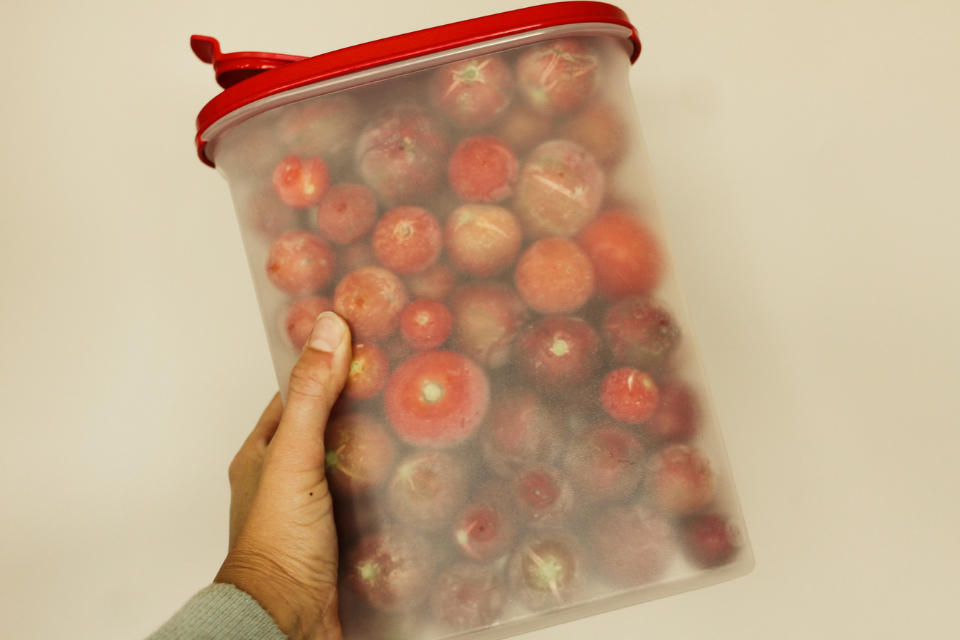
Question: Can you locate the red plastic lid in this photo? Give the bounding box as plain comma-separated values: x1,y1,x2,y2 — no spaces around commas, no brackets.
193,1,641,167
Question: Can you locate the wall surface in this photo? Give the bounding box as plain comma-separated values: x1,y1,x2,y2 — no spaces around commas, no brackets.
1,1,958,638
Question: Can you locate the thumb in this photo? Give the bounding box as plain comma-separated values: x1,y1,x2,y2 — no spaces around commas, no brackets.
269,311,352,473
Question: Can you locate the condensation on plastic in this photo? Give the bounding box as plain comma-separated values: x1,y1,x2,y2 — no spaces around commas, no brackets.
211,27,753,640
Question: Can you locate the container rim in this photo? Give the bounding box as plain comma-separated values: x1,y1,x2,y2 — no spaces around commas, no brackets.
193,2,640,168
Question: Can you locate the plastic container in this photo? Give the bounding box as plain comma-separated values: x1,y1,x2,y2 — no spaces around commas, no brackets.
192,3,753,639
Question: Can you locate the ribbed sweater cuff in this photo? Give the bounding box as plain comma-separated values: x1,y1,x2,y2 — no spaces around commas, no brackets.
147,583,287,640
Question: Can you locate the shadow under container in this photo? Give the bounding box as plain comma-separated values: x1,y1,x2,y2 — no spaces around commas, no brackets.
192,3,753,639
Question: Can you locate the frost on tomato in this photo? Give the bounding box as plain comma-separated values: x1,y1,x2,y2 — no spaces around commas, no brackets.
516,38,599,115
271,155,330,209
479,391,563,477
603,296,680,371
277,94,362,166
447,135,519,204
513,140,605,239
384,349,490,447
346,531,437,612
355,108,448,204
431,563,506,632
512,465,574,529
265,230,336,295
324,413,395,498
450,283,528,368
445,204,522,278
514,237,595,315
515,316,600,391
280,295,333,351
560,101,628,168
315,183,377,245
372,205,443,275
649,444,716,515
334,266,409,341
579,209,663,299
430,54,514,129
387,450,468,531
563,423,644,503
589,504,677,588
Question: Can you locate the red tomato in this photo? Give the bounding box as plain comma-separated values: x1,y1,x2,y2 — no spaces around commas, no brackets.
316,183,378,245
333,266,409,341
600,367,660,423
271,155,330,209
681,513,740,568
514,237,595,314
430,54,514,129
343,342,390,400
346,532,436,612
562,423,644,502
579,209,663,298
404,263,458,301
324,413,396,497
384,350,490,447
265,230,336,295
372,205,443,275
516,38,599,115
445,204,522,277
399,299,453,350
590,504,677,587
515,315,600,391
649,444,716,515
430,563,505,632
447,135,518,203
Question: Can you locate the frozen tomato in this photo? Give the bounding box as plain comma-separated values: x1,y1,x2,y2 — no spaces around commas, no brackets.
431,563,505,632
346,531,436,612
451,486,517,562
649,444,716,515
508,532,582,610
384,349,490,447
600,367,659,423
334,266,409,341
680,513,740,568
265,230,336,295
589,504,677,587
404,262,458,301
513,139,605,238
496,102,554,154
603,296,680,371
515,315,600,391
513,465,574,528
280,295,333,350
480,391,563,477
271,155,330,209
560,101,628,167
430,54,514,129
244,185,296,238
563,423,644,503
277,94,362,165
315,183,377,245
343,342,390,400
648,380,701,442
372,205,442,275
447,135,519,203
387,450,468,531
355,108,448,204
514,237,595,315
450,283,528,368
445,204,522,277
399,299,453,350
516,38,599,115
579,209,663,298
324,413,395,497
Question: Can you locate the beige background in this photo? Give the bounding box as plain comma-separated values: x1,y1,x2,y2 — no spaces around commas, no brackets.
1,0,959,638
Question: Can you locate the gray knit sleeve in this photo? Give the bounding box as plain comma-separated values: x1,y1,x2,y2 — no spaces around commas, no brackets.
147,583,287,640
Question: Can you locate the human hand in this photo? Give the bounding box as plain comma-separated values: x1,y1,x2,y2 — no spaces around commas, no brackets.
215,311,352,640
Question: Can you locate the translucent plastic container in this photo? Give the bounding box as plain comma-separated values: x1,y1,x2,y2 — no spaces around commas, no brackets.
192,3,753,639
